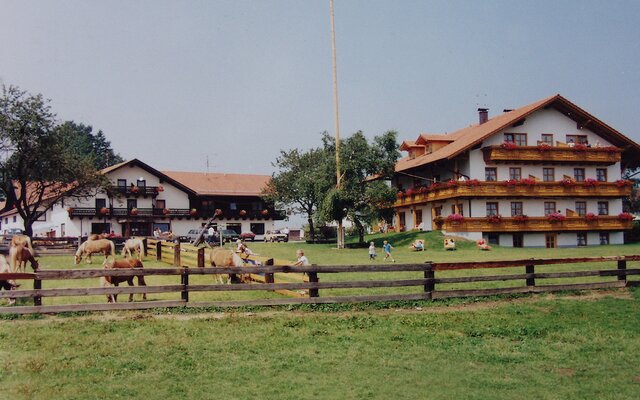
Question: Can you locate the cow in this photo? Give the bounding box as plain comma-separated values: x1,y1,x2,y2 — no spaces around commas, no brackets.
100,258,147,303
75,239,116,264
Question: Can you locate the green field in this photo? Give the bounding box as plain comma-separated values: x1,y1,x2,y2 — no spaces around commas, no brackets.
1,232,640,399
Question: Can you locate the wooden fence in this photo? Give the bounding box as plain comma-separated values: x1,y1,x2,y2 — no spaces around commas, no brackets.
0,255,638,315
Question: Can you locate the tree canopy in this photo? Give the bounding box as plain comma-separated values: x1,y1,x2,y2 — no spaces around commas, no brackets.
0,85,118,236
58,121,124,170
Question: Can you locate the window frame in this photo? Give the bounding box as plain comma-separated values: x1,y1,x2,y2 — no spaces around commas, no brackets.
510,202,523,217
543,168,555,182
504,132,527,146
485,167,497,182
575,201,587,217
574,168,586,182
577,232,587,246
596,168,608,182
540,134,554,145
486,202,499,216
544,201,557,215
509,167,522,180
597,201,609,216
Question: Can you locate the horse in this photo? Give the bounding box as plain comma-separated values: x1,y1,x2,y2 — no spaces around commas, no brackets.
122,238,145,260
75,239,115,264
9,235,34,272
100,258,147,303
9,244,39,272
209,248,246,284
0,255,17,305
87,233,108,240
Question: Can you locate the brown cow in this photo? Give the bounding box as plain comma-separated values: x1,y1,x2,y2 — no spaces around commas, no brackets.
100,258,147,303
209,248,246,284
75,239,115,264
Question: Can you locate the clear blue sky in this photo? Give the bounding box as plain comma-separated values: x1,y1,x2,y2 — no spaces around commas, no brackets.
2,0,639,175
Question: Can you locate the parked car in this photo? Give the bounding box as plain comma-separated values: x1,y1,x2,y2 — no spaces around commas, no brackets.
220,229,241,243
240,231,256,241
264,230,288,242
178,229,205,243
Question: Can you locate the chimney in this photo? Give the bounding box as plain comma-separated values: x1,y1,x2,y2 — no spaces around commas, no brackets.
478,108,489,124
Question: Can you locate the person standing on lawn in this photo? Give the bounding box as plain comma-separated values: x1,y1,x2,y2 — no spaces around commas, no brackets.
368,242,377,260
383,240,395,262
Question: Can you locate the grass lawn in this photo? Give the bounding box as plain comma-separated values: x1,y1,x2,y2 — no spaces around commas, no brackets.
1,232,640,399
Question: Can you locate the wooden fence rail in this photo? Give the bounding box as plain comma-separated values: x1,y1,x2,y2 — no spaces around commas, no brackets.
0,256,638,314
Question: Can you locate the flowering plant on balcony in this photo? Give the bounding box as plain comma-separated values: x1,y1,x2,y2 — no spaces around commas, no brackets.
602,146,619,153
396,191,404,198
486,214,502,224
504,179,518,187
537,143,552,151
446,213,465,223
156,185,164,192
130,207,139,216
519,178,537,186
618,212,634,221
585,212,599,222
574,143,588,151
584,178,599,187
464,179,480,187
162,208,170,215
447,179,459,188
130,186,139,194
513,214,529,223
66,207,74,216
99,207,109,215
500,141,518,150
560,178,575,187
615,179,632,188
547,212,566,223
189,208,198,217
261,209,269,216
405,188,415,197
418,186,428,194
239,209,247,217
214,208,223,216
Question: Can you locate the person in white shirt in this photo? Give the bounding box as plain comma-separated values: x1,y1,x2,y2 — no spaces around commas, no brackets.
294,249,310,266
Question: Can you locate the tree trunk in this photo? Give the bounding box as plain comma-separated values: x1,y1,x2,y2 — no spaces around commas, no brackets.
353,218,365,244
23,218,34,237
307,216,316,243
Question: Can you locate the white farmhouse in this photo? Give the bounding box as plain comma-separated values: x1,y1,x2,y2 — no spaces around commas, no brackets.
0,159,283,239
392,94,640,247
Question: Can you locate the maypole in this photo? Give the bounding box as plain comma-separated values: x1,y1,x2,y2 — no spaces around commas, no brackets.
329,0,344,248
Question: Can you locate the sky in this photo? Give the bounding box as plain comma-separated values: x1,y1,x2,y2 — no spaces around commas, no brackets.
2,0,640,176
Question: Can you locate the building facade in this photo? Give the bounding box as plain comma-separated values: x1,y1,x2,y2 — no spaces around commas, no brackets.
0,159,283,239
392,95,640,248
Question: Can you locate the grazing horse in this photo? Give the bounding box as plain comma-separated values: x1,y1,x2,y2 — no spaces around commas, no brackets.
209,248,246,284
100,258,147,303
9,244,39,272
0,255,17,305
9,235,34,272
122,238,145,260
75,239,115,264
88,233,108,240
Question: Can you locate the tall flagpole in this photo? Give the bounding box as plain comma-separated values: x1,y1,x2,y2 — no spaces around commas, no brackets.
329,0,344,249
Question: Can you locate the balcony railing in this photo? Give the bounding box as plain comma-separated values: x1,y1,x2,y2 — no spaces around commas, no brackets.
394,180,632,207
110,186,162,197
435,216,632,233
67,207,285,220
482,145,621,165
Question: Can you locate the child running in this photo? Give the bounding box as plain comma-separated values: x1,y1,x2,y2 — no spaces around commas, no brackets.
383,240,395,262
368,241,377,260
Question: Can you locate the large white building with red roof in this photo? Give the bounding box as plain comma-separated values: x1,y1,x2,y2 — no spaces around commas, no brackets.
0,159,283,239
392,94,640,247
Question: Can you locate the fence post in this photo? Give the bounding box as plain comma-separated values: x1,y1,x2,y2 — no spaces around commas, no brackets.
197,247,205,268
526,264,535,287
34,277,42,306
308,267,319,298
617,259,627,282
424,263,434,299
181,270,189,302
264,258,274,284
156,241,162,261
173,242,181,267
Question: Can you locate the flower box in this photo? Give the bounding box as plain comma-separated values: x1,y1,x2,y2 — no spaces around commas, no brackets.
574,143,588,151
418,186,428,194
584,178,599,187
615,179,632,188
261,209,269,216
396,191,404,199
99,207,109,215
162,208,170,215
519,178,537,186
214,208,223,216
560,178,575,187
618,212,634,221
537,143,552,151
513,214,529,223
405,188,415,197
239,209,247,217
447,180,459,188
189,208,198,217
547,212,566,223
130,207,138,216
500,141,518,150
486,214,502,224
130,186,139,194
465,179,480,187
504,179,518,187
446,214,465,223
585,212,599,222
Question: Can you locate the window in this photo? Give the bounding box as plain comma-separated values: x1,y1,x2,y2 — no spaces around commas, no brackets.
599,232,610,245
575,201,587,216
566,134,588,144
541,134,554,145
136,179,146,188
597,201,609,215
95,198,106,209
155,200,166,210
485,168,497,182
513,233,524,248
415,210,423,227
399,212,406,229
13,216,16,223
250,223,265,235
504,133,527,146
117,179,127,187
543,168,555,182
509,167,522,180
510,202,523,216
596,168,607,182
451,204,463,216
230,202,237,210
544,202,557,215
61,223,66,237
487,233,500,245
577,232,587,246
486,202,499,216
574,168,585,182
127,199,137,210
545,233,557,248
4,218,7,225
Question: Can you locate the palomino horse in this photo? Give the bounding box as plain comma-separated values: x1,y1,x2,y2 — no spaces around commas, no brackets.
9,245,39,272
100,258,147,303
209,248,246,284
0,255,17,305
122,238,145,260
75,239,115,264
9,235,35,272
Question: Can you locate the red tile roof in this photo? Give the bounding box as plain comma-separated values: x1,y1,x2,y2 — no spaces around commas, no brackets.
161,171,270,196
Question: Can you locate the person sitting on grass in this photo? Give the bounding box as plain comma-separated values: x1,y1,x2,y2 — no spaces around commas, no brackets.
409,240,425,251
476,238,492,251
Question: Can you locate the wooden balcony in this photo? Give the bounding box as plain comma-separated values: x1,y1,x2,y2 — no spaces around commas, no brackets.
436,216,632,233
394,181,632,207
67,207,286,220
482,145,621,165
